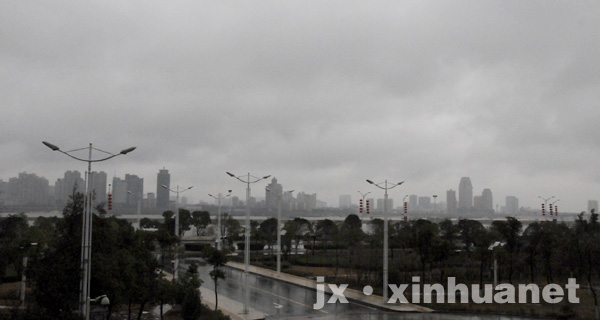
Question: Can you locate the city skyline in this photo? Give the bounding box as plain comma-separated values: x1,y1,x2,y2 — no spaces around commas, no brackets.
0,170,593,214
2,2,599,213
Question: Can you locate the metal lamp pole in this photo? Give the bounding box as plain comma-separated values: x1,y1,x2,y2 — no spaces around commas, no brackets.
227,172,270,314
266,188,294,277
366,179,404,303
43,141,135,320
209,190,231,250
162,184,193,280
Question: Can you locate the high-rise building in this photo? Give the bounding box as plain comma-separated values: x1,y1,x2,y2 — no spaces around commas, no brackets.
112,177,127,204
458,177,473,213
55,171,85,206
481,188,493,213
90,171,107,207
408,195,418,211
156,168,170,208
266,177,283,209
6,172,50,206
339,194,352,209
125,174,144,207
506,196,519,214
446,189,457,215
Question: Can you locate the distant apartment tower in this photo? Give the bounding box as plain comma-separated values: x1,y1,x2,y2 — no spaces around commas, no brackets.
6,172,50,206
54,170,85,206
91,171,107,207
506,196,519,214
125,174,144,207
408,195,418,211
481,188,493,213
112,177,127,204
156,168,170,208
458,177,473,212
339,194,352,209
266,177,283,209
588,200,599,213
447,189,457,215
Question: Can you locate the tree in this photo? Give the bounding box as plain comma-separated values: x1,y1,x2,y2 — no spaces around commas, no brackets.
491,216,522,283
177,263,203,320
202,246,229,310
259,218,278,254
26,192,161,319
315,219,337,253
222,214,241,248
191,211,212,236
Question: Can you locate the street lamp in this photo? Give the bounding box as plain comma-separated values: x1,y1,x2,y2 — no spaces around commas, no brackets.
366,179,404,303
266,188,294,277
226,171,270,314
209,190,232,250
42,141,135,320
357,191,371,218
538,195,555,221
162,184,193,280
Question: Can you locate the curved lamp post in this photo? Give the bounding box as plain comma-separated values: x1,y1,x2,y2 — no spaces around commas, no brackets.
366,179,404,303
357,191,371,218
266,188,294,277
209,190,232,250
43,141,135,320
538,195,555,221
162,184,193,280
226,172,270,314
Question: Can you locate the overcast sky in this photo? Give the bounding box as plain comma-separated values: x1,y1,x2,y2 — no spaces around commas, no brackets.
2,1,599,213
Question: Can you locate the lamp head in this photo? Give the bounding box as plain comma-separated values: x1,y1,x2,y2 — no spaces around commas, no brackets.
161,185,168,189
263,175,271,179
120,147,136,155
366,179,374,184
226,172,235,177
42,141,60,151
397,181,405,185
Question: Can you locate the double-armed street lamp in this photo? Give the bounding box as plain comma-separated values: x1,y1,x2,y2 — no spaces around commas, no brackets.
538,195,555,221
43,141,135,320
226,172,270,314
366,179,404,303
357,191,371,218
209,190,232,250
266,188,294,277
162,184,193,280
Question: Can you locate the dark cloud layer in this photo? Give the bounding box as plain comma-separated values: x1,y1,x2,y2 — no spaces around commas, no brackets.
1,1,599,212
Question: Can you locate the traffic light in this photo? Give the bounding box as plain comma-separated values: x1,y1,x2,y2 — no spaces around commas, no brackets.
404,201,408,214
366,200,370,214
108,193,112,211
555,205,558,216
549,204,554,216
359,199,363,214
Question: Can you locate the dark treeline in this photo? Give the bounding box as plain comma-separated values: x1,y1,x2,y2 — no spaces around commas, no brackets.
0,193,229,320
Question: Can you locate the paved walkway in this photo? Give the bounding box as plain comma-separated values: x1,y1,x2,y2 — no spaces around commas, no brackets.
226,261,433,313
201,287,266,320
162,270,266,320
